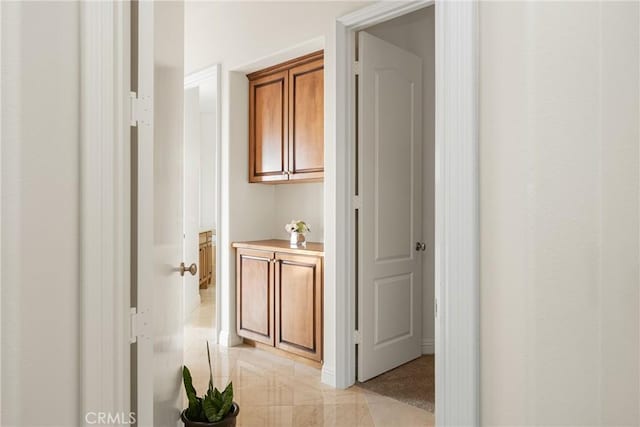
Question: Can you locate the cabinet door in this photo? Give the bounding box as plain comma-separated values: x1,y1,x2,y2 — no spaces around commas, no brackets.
236,248,275,345
199,243,206,288
288,58,324,181
249,71,288,182
205,244,211,284
275,253,323,361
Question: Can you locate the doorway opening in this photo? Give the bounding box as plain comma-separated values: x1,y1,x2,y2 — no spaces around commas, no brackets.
352,4,435,413
118,1,478,424
334,2,480,424
183,66,222,364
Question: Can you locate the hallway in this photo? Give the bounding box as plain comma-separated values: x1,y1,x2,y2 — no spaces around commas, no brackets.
183,289,435,426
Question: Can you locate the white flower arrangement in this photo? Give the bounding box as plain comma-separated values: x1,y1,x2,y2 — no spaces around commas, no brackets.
284,220,310,234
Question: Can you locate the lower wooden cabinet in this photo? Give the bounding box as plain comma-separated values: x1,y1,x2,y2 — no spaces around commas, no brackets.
199,231,213,289
236,248,275,346
274,252,323,361
235,241,323,362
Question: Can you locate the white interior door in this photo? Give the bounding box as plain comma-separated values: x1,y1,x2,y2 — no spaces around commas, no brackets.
136,1,185,426
358,31,423,381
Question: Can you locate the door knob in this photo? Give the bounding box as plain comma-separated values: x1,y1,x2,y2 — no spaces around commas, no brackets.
415,242,426,251
179,262,198,276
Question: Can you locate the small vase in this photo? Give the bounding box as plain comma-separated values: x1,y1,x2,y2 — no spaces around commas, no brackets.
290,232,306,247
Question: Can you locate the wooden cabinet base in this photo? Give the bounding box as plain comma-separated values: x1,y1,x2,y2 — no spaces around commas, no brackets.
275,252,322,361
236,248,275,346
234,240,323,363
199,231,213,289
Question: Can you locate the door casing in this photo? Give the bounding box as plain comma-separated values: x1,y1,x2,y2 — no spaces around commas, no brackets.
79,0,131,421
184,65,223,343
332,1,480,426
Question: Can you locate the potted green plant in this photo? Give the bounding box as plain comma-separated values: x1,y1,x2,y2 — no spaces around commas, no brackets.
181,342,239,426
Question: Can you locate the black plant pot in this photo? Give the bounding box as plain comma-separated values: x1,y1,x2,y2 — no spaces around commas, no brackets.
180,403,240,427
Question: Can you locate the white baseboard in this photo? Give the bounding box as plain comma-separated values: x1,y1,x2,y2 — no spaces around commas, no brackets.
209,328,219,345
218,330,243,347
422,338,435,355
321,366,336,387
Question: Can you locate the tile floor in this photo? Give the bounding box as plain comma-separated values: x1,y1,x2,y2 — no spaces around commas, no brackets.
184,286,435,426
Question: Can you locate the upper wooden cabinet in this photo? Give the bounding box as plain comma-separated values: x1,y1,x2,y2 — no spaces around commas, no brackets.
248,51,324,183
248,71,288,182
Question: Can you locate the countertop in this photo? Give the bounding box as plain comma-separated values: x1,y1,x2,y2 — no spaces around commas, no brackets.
232,239,324,256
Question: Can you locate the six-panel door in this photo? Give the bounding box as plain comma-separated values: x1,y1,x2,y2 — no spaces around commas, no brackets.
274,252,323,361
236,248,275,345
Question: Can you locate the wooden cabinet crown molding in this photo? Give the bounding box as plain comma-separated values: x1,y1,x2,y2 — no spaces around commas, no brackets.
246,50,324,80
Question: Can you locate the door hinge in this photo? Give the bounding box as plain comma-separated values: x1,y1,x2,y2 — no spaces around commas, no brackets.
130,91,151,128
130,307,150,343
352,195,362,210
129,307,138,343
353,61,360,75
130,91,138,127
353,330,361,345
435,298,438,318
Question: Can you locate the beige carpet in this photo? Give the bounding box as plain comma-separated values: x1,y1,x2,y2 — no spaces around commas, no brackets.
357,355,435,412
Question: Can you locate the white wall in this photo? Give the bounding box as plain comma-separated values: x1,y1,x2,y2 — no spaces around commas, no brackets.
272,183,324,241
1,2,81,425
199,78,216,231
480,2,640,425
186,2,368,75
185,1,371,372
184,87,202,317
365,5,435,355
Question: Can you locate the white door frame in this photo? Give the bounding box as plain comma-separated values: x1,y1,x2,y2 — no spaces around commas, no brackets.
333,1,479,425
4,1,132,421
80,1,131,422
184,64,223,343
